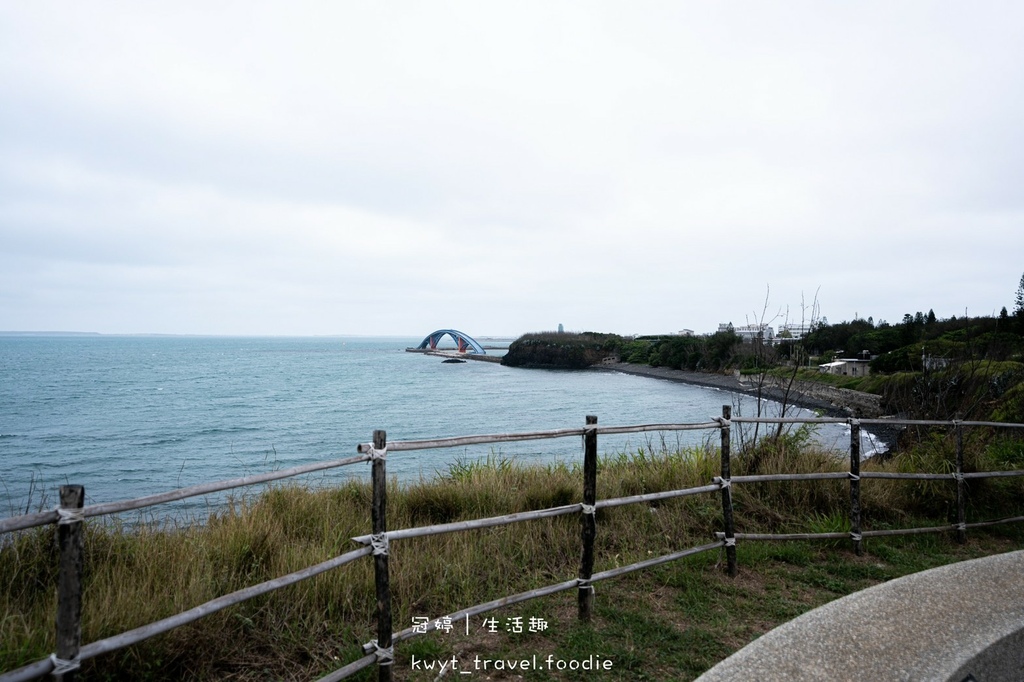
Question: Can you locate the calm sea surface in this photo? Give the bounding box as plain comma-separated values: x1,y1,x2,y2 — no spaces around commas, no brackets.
0,335,869,519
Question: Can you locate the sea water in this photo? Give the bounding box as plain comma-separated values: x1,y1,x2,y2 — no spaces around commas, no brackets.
0,335,871,520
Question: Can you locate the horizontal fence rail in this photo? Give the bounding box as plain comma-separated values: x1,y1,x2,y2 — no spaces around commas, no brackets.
351,503,584,545
0,453,371,534
2,412,1023,681
353,421,725,454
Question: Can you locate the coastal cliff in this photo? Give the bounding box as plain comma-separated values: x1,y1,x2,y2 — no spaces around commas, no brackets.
500,332,623,369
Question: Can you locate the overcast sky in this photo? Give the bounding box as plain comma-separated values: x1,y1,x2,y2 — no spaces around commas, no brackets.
2,2,1022,338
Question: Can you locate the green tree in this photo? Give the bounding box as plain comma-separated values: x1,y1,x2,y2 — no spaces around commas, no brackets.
1016,272,1024,316
899,313,920,346
997,306,1010,332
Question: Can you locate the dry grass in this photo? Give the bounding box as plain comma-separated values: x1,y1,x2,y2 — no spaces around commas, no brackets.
2,432,1022,680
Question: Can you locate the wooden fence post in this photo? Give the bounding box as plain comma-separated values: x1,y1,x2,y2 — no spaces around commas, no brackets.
371,430,393,682
955,422,966,544
849,420,863,556
719,406,737,577
55,484,85,682
578,415,597,621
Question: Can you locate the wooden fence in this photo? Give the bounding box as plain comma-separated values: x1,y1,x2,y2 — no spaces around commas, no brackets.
2,409,1024,681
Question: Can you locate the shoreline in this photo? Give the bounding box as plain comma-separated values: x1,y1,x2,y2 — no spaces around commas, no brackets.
591,362,843,415
592,362,899,451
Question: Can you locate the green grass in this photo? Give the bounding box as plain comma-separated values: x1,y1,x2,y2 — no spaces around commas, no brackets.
395,529,1023,681
2,435,1023,680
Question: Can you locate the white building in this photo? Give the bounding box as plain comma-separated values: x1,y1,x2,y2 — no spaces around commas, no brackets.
719,323,775,343
733,325,770,346
819,358,872,377
778,324,813,340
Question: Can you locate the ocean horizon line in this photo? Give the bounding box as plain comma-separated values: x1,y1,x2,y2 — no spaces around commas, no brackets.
0,330,520,340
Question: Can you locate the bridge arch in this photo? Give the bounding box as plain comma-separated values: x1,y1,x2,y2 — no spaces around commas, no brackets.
416,329,486,354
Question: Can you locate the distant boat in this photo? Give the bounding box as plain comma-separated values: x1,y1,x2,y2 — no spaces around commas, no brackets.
442,358,467,364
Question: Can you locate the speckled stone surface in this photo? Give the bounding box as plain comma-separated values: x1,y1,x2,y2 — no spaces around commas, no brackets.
696,550,1024,682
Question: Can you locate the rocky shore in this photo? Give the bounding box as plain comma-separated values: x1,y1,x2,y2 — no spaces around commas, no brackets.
593,362,836,412
593,361,899,450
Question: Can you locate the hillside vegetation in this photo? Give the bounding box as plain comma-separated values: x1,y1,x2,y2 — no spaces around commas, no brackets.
505,302,1024,431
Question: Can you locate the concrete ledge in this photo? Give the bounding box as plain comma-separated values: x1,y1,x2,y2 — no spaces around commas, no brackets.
696,550,1024,682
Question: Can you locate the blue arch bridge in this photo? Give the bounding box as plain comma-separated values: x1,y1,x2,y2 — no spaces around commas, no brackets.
414,329,487,354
